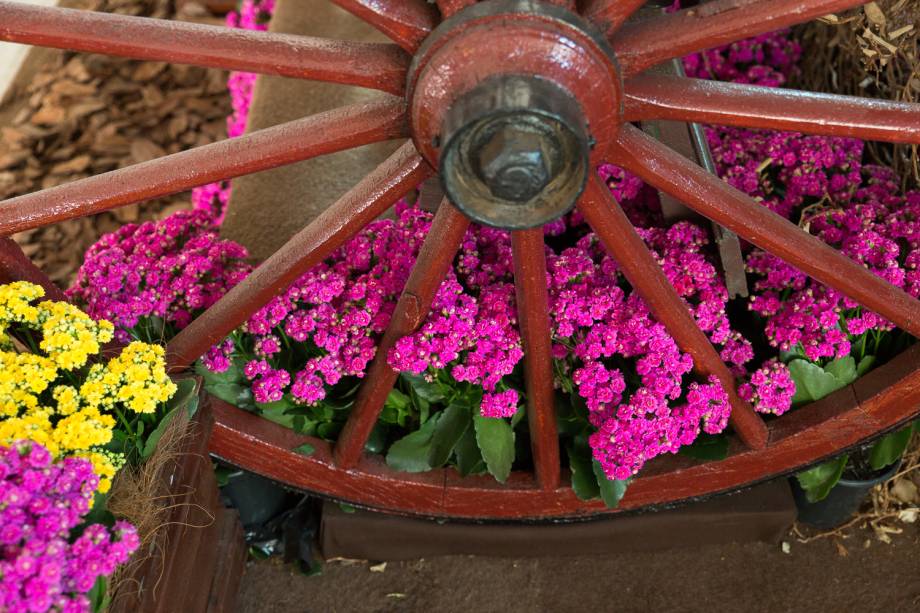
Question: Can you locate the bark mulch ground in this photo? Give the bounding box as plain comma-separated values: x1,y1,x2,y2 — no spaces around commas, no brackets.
0,0,230,287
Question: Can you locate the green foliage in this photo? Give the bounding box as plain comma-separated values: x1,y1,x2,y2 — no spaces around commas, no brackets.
292,443,316,456
88,576,110,613
427,402,471,468
565,438,628,508
196,358,254,411
567,443,599,501
385,414,441,473
473,414,515,483
679,433,730,461
454,427,486,476
788,357,858,406
796,455,849,503
593,459,629,508
869,426,912,470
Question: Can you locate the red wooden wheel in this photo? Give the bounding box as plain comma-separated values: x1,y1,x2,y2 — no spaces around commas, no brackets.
1,0,919,520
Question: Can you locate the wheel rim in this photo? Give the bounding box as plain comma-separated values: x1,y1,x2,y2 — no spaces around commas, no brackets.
1,0,918,519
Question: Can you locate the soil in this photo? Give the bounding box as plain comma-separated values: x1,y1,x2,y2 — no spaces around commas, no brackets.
237,524,920,613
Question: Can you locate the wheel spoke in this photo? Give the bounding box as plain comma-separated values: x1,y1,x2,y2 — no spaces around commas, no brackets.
511,228,561,490
611,124,920,339
613,0,867,78
582,0,647,38
0,99,408,237
578,175,768,450
625,76,920,144
436,0,477,18
334,201,471,468
165,142,432,372
0,1,408,94
331,0,437,53
0,238,67,302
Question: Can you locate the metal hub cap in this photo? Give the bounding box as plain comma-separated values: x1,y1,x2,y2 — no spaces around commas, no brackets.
439,76,589,228
408,0,623,229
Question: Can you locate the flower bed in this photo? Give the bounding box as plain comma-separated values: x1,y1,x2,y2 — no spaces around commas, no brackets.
62,4,920,513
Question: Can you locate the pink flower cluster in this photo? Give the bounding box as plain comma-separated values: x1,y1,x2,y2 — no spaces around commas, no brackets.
747,165,920,360
738,359,796,416
549,223,744,478
204,204,434,406
0,441,139,613
191,0,276,224
68,210,252,341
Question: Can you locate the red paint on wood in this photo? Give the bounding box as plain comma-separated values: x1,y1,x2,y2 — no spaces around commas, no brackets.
0,100,408,237
331,0,438,53
625,75,920,144
511,229,561,491
207,344,920,519
166,142,432,372
583,0,648,38
0,238,67,301
0,1,409,94
334,201,471,468
578,175,768,450
436,0,477,18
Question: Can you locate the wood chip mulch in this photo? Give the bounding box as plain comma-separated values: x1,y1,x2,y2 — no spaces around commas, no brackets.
0,0,232,287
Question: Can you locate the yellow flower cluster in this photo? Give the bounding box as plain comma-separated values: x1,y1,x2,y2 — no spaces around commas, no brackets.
0,282,176,492
82,342,177,415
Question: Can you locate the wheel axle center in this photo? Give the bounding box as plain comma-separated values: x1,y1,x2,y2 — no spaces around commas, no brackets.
407,0,623,229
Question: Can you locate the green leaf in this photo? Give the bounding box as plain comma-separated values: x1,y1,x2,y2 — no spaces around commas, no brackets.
824,356,857,386
166,377,198,414
385,415,441,473
364,423,389,454
788,359,848,405
381,388,414,427
796,455,848,503
292,443,316,456
592,460,629,509
566,444,599,501
473,414,515,483
679,434,730,461
400,372,446,404
88,575,110,613
386,388,411,410
141,407,179,459
869,427,912,470
427,403,470,467
196,358,255,410
215,466,235,488
454,426,486,476
338,503,356,514
856,355,877,377
257,397,298,429
510,404,526,429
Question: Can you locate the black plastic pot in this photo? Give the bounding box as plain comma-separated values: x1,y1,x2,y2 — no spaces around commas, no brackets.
221,470,289,529
791,460,901,530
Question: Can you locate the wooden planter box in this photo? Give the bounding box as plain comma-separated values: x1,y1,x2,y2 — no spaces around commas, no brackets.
109,395,247,613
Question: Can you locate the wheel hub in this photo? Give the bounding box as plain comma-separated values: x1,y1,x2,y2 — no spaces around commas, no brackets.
408,0,623,228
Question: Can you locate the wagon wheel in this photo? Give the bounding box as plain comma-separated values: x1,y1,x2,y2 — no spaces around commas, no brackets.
1,0,919,520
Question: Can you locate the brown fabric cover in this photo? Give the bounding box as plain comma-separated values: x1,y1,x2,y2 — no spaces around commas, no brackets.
221,0,403,259
319,479,797,561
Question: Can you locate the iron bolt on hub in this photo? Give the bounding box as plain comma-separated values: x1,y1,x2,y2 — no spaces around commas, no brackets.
439,76,589,228
408,0,624,229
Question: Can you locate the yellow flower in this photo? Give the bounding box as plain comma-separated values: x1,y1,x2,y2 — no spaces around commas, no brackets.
0,281,44,326
0,282,173,495
82,341,176,414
